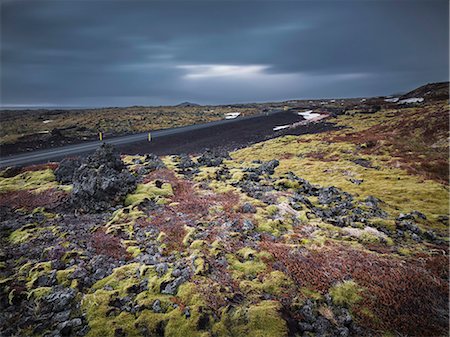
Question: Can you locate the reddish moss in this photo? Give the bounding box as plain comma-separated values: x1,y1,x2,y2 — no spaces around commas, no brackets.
20,163,59,172
0,188,68,210
262,242,449,336
91,228,129,259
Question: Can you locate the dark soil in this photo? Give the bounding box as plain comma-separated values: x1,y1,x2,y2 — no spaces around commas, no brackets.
119,111,339,156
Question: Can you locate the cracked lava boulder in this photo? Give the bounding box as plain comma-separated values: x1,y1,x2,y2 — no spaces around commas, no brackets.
70,144,136,212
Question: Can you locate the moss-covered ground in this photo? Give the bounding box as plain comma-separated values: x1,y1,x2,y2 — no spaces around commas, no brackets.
0,97,448,337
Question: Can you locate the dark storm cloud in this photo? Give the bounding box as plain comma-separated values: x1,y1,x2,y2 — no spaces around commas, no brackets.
1,0,448,106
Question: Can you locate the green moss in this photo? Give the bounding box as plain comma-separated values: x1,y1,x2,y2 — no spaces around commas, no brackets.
209,240,223,257
8,289,16,305
92,263,141,297
56,266,76,287
275,178,300,190
237,247,258,260
297,210,310,223
135,292,172,310
182,226,196,246
26,261,53,289
9,225,36,244
126,246,141,258
106,206,144,238
194,166,219,182
266,205,279,216
61,250,83,263
176,282,207,306
122,283,212,337
27,286,52,300
108,206,144,224
32,207,56,218
397,247,412,256
0,169,57,192
212,305,248,336
18,261,33,276
227,254,267,279
135,310,168,335
230,169,245,182
147,268,176,294
301,287,324,301
194,257,208,275
124,181,173,206
157,231,167,242
369,218,395,232
190,239,206,250
246,300,288,337
231,130,449,229
165,307,211,337
9,224,58,245
329,280,363,307
240,271,292,296
82,289,140,337
211,180,243,194
122,155,145,166
253,206,294,236
257,219,292,236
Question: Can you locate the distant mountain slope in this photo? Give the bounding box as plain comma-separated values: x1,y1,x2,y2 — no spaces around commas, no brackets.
400,82,449,101
176,101,201,107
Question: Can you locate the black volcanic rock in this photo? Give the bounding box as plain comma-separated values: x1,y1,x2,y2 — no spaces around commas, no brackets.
197,149,230,167
55,158,82,184
70,144,136,212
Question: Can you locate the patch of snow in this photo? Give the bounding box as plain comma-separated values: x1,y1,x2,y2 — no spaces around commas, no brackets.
398,97,424,104
384,97,399,103
360,98,366,102
225,112,240,119
298,110,321,120
43,120,53,124
330,99,336,103
273,125,290,131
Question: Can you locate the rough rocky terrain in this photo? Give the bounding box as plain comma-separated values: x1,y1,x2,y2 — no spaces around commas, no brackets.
0,84,448,337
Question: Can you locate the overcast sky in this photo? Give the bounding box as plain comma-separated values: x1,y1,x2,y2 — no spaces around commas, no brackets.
1,0,448,107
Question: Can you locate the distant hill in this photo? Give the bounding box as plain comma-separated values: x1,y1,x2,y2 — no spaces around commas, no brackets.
176,101,200,107
400,82,449,101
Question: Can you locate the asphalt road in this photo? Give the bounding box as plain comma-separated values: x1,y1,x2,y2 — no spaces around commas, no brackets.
0,109,284,168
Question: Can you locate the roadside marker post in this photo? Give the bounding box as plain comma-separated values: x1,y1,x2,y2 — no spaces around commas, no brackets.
148,132,152,142
99,132,103,141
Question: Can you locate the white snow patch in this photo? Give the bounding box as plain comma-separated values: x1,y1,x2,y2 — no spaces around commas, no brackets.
298,110,321,120
42,120,53,124
384,97,399,103
273,125,290,131
398,97,424,104
225,112,241,119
